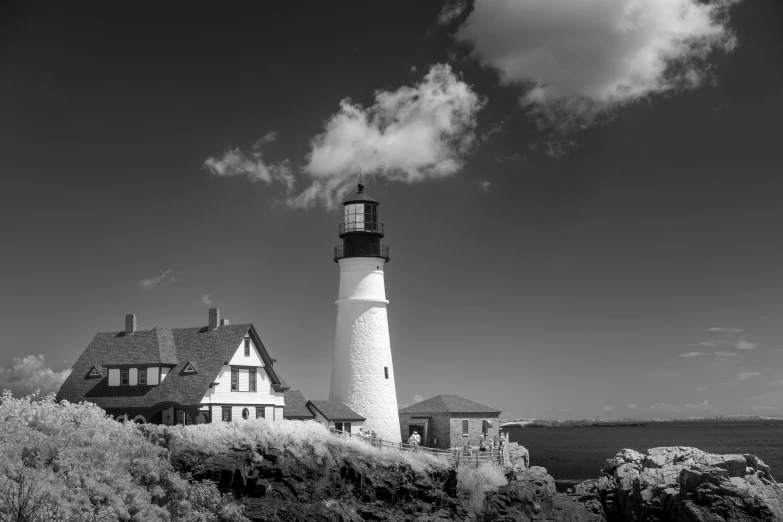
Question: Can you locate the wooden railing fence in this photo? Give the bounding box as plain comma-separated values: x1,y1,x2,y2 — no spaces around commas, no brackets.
327,427,510,468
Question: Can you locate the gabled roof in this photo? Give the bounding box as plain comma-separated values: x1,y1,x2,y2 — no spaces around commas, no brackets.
398,395,501,415
56,323,288,410
307,400,365,422
283,390,315,419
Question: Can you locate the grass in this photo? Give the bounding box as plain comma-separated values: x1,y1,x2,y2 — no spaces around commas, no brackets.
457,462,509,513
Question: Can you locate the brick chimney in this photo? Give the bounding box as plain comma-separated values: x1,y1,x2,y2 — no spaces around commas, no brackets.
125,314,137,335
220,318,230,326
208,308,220,330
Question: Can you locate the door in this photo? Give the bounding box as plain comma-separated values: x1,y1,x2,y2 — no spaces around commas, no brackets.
408,424,424,443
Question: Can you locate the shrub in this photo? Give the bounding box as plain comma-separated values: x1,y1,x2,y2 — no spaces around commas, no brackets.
457,462,508,513
0,391,247,522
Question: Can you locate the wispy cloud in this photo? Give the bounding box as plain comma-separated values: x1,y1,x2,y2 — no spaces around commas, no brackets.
479,180,491,193
684,400,718,412
455,0,740,145
603,405,614,411
139,269,174,289
650,403,678,411
627,404,637,410
200,294,213,306
204,134,295,194
713,351,738,357
693,340,722,347
735,340,758,350
436,0,467,26
766,379,783,386
413,394,424,403
0,355,72,397
709,327,743,333
557,408,572,413
752,405,778,412
696,386,707,392
736,371,761,381
679,351,707,357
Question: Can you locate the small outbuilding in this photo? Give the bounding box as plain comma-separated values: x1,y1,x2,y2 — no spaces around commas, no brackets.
398,395,501,449
307,400,365,433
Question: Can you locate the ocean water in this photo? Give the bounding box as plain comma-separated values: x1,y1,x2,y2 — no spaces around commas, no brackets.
507,421,783,482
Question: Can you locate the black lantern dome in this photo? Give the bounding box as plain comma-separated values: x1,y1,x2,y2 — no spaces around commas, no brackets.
334,183,390,262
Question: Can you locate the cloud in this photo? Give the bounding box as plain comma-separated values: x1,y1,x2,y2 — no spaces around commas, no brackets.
752,405,778,412
679,351,707,357
139,269,174,289
557,408,572,412
603,405,614,411
479,180,491,193
627,404,637,409
696,386,707,392
650,403,678,411
292,64,485,208
413,394,424,404
684,400,718,412
766,379,783,386
736,371,761,381
455,0,739,138
735,340,758,350
709,327,743,333
200,294,213,306
437,0,468,26
693,340,722,347
713,351,738,357
0,355,72,397
204,136,295,194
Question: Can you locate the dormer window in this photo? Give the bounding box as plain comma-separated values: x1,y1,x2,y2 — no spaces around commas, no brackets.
121,371,129,386
244,338,250,357
139,370,146,385
87,366,101,378
182,362,197,374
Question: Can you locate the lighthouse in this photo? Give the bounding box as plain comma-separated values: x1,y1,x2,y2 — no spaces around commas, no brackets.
329,182,402,442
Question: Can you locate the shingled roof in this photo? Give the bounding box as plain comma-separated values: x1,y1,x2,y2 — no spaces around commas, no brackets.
56,323,288,410
307,400,365,422
283,390,315,419
398,395,501,415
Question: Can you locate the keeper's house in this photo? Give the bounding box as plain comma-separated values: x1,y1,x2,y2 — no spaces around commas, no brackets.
56,308,292,425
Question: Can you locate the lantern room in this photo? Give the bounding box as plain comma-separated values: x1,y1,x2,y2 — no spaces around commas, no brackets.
334,183,390,262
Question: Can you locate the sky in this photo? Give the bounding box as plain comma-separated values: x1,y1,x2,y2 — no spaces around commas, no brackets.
1,0,782,419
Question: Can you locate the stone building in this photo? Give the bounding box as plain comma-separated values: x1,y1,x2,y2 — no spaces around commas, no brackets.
398,395,501,449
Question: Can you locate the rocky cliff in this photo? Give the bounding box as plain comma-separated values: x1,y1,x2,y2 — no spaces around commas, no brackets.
574,446,783,521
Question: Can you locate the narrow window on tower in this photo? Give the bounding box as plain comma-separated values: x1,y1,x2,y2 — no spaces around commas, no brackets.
384,367,389,379
244,338,250,357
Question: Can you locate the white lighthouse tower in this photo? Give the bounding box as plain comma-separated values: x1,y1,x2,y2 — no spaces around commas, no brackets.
329,182,401,443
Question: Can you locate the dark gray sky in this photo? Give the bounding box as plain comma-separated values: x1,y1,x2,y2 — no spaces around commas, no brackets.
1,0,782,418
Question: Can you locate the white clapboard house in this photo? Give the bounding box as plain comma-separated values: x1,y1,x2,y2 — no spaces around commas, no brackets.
57,308,290,424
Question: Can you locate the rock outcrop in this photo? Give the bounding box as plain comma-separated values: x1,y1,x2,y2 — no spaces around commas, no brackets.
506,442,530,469
481,466,607,521
575,446,783,521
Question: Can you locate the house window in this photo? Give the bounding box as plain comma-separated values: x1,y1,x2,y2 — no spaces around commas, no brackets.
139,370,146,385
384,367,389,379
176,410,184,425
185,412,193,425
344,422,351,433
222,407,232,422
249,370,256,392
244,338,250,357
462,419,469,436
335,421,343,431
231,368,238,391
256,407,265,419
121,371,129,385
242,408,249,420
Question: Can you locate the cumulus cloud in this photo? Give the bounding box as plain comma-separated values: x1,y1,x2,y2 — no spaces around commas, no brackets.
139,269,174,289
685,400,718,411
679,351,707,357
200,294,213,306
736,371,761,381
735,340,758,350
709,327,743,333
289,64,485,208
0,355,71,397
713,351,737,357
455,0,740,138
650,403,678,411
627,404,638,410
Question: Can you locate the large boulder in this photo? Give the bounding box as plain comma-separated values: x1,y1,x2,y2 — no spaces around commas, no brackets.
481,466,606,521
576,446,783,522
506,442,530,469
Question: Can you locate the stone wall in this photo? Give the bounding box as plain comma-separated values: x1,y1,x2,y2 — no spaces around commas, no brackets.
448,413,499,449
398,412,500,449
